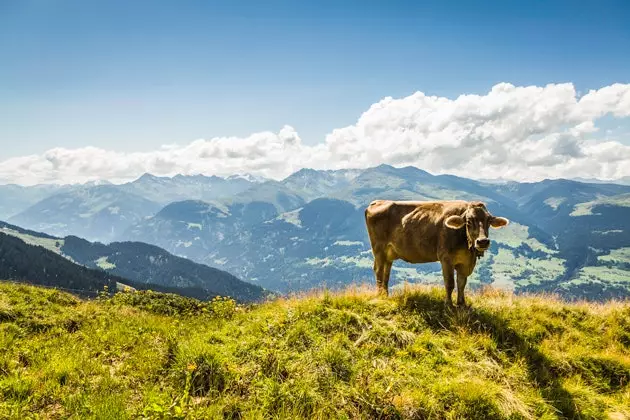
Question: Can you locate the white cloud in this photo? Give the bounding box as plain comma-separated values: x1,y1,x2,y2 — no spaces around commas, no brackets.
2,82,630,185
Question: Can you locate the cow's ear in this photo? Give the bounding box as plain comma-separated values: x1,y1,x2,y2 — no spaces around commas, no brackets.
490,216,509,229
445,215,465,229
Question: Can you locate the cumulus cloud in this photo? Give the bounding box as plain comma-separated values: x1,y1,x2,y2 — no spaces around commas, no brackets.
2,82,630,185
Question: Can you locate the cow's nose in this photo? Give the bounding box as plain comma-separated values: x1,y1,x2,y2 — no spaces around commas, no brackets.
476,238,490,248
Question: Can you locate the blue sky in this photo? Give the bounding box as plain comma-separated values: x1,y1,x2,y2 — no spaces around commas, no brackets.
1,0,630,161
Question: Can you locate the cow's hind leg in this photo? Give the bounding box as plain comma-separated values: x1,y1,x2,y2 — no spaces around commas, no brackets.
373,251,387,295
441,262,455,306
382,260,393,296
373,249,393,296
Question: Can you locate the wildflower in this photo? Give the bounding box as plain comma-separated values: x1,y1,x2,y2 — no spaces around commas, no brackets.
186,363,197,372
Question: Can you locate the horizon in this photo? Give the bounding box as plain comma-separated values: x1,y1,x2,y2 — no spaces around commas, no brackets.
2,1,630,185
2,162,630,188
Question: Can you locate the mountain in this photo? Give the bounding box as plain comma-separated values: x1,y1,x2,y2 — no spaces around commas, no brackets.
0,183,69,220
0,180,116,221
492,178,630,209
227,180,307,213
226,173,269,183
9,185,162,243
3,282,629,418
118,165,583,297
571,176,630,186
0,231,124,296
121,165,630,300
61,236,268,302
0,221,268,302
5,165,630,301
118,173,265,204
279,168,363,202
3,174,269,242
487,180,630,299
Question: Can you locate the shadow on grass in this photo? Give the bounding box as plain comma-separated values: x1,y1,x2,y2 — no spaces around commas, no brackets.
396,292,581,419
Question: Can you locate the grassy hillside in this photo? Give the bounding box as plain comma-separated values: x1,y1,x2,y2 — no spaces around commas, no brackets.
1,282,629,419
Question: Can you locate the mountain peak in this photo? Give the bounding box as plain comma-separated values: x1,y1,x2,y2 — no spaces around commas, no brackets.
366,164,433,179
135,173,163,182
374,163,396,171
226,173,268,183
283,168,322,181
80,179,113,187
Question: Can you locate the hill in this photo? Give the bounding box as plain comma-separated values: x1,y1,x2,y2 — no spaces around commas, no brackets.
61,236,269,302
9,185,162,243
0,230,236,300
0,221,268,303
0,232,124,296
1,282,628,419
0,184,70,221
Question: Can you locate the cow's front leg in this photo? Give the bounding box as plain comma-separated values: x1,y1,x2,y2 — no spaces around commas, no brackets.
441,262,454,306
456,271,468,307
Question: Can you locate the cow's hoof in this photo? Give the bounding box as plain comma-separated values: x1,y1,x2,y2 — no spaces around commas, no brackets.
455,302,471,310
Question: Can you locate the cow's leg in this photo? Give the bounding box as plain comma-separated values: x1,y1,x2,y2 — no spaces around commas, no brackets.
456,271,468,307
382,260,393,296
441,262,455,306
373,251,387,295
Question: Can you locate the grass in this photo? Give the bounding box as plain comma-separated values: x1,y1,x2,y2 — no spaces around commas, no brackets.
491,222,557,254
95,256,116,270
600,248,630,264
1,281,630,419
570,194,630,217
544,197,566,211
0,227,64,255
568,266,630,286
491,248,566,288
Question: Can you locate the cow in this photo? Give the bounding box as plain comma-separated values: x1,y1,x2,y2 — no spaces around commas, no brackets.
364,200,509,306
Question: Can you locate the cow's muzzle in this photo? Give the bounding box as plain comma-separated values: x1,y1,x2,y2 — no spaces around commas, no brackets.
475,238,490,250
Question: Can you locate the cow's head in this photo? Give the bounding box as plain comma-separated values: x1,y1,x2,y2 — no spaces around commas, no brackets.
444,202,509,252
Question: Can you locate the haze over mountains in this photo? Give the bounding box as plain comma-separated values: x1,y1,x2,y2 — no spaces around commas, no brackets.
2,164,629,301
3,173,267,241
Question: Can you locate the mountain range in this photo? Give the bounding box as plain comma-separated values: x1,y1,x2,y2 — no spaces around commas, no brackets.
2,165,630,301
2,173,268,242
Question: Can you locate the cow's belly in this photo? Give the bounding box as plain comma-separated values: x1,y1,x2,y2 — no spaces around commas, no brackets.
389,243,438,264
400,257,437,264
399,254,438,264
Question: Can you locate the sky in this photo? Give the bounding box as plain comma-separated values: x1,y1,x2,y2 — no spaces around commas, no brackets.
1,0,630,185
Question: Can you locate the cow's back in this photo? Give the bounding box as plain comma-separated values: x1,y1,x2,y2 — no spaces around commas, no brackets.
365,200,468,263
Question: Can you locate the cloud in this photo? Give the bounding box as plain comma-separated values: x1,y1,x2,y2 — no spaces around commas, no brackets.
1,82,630,185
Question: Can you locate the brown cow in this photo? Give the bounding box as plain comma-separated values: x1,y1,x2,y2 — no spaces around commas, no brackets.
364,200,509,306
